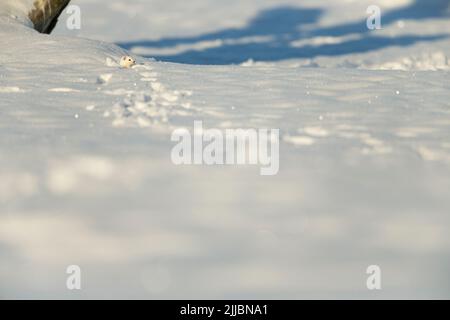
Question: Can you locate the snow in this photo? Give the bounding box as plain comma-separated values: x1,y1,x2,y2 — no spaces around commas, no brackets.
0,0,34,27
1,0,450,299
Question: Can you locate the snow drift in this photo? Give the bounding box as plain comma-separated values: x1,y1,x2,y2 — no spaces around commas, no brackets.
1,0,450,299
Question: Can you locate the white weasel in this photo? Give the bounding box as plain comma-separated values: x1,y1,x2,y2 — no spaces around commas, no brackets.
120,56,136,68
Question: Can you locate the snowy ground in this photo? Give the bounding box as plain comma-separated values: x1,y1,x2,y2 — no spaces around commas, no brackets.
0,0,450,299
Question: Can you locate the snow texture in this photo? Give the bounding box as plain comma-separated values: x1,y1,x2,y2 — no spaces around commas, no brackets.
0,0,450,298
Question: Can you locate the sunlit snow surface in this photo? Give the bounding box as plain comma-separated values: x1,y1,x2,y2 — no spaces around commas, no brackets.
0,0,450,298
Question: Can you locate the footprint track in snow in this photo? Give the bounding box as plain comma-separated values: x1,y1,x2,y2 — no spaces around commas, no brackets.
0,86,26,93
99,63,197,128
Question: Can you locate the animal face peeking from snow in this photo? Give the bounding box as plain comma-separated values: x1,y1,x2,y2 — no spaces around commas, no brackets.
120,56,136,68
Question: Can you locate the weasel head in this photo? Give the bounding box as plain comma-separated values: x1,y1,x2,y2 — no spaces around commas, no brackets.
120,56,136,68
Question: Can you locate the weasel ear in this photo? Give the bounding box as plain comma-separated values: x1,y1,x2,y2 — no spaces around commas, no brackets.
28,0,72,34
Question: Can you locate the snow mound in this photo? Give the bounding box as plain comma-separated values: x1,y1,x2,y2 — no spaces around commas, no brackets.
366,52,450,71
0,17,126,69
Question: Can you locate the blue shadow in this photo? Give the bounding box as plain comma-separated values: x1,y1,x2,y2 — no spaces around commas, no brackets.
117,0,450,65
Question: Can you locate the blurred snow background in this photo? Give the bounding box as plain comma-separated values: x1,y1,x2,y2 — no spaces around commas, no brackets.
0,0,449,298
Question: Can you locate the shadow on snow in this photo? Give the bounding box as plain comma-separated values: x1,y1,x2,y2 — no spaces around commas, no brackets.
117,0,450,65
